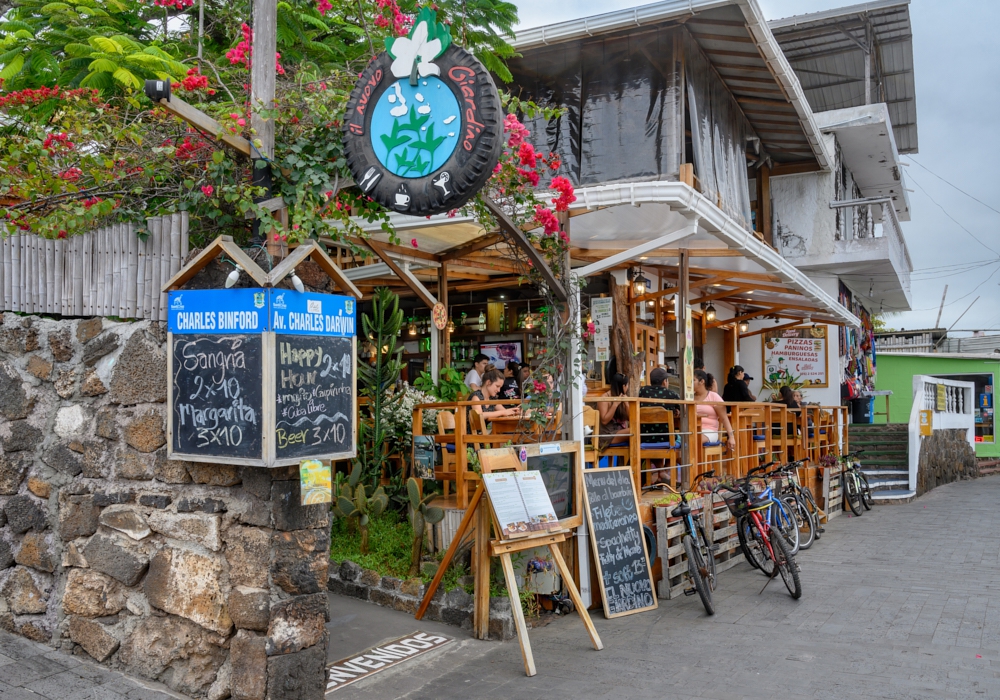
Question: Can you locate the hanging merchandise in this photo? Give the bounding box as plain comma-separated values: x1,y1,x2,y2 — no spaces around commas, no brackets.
838,282,876,394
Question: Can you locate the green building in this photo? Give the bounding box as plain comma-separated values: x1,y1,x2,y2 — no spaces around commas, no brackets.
875,352,999,457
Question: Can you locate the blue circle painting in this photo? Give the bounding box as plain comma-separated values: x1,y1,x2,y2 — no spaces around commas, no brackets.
371,76,461,178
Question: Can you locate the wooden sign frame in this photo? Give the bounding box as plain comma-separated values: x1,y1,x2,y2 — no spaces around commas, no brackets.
761,325,829,388
166,332,358,467
582,466,658,619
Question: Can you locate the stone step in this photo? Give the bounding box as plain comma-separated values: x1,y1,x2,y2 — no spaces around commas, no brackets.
872,488,917,505
868,477,910,490
862,469,908,478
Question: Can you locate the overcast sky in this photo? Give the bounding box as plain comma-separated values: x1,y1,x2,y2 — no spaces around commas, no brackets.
510,0,1000,335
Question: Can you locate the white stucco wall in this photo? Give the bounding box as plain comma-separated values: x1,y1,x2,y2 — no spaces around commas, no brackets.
770,134,840,261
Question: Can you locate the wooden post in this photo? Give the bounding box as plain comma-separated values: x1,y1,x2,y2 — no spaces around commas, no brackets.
678,250,691,472
473,496,491,639
250,0,276,161
439,262,449,370
759,165,772,247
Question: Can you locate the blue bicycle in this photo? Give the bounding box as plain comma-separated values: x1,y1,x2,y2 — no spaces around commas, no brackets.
671,470,718,615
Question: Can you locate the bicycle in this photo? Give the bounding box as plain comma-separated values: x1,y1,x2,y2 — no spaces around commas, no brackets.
769,461,817,551
841,449,873,515
749,464,801,556
782,460,824,540
718,465,802,599
671,470,718,615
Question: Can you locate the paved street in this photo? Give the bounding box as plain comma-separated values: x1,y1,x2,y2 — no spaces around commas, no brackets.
340,476,1000,699
0,632,182,699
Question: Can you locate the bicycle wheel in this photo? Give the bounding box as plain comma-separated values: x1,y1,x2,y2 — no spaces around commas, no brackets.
772,497,800,555
738,516,774,576
843,472,863,516
683,534,714,615
768,528,801,599
801,487,823,539
697,524,718,591
784,494,815,551
859,472,874,510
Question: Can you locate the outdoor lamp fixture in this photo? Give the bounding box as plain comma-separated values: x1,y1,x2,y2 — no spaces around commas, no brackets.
739,318,750,334
704,303,717,323
629,267,647,296
290,270,305,294
446,317,455,333
225,264,242,288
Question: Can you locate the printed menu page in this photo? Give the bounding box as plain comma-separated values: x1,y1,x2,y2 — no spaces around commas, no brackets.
482,470,560,539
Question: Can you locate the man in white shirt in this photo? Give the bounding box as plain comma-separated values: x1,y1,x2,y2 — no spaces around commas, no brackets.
465,353,490,392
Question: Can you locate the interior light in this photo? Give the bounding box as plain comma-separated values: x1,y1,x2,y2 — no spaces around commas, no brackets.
225,265,242,288
705,303,717,323
446,318,455,333
408,320,417,336
290,271,305,294
739,319,750,333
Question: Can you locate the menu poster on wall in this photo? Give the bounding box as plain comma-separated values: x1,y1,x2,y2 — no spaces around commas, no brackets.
591,297,613,362
482,471,561,539
762,326,828,388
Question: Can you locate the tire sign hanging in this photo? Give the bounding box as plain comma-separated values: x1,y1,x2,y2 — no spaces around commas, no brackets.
343,7,503,217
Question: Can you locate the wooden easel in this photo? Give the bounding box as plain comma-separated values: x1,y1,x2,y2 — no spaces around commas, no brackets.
417,446,602,676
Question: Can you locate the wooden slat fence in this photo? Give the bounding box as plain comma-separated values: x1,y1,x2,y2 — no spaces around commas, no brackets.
0,213,188,321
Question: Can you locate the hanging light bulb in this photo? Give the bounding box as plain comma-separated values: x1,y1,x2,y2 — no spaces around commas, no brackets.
446,317,455,333
290,270,305,293
524,299,533,329
225,264,242,288
739,319,750,334
705,303,717,323
632,267,647,296
408,319,417,336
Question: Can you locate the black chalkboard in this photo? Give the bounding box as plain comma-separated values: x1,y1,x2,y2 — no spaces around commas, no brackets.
273,334,355,462
170,334,264,461
582,467,658,618
527,453,572,519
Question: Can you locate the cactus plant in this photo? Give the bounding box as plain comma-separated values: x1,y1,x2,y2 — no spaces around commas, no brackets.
406,477,444,576
333,464,388,554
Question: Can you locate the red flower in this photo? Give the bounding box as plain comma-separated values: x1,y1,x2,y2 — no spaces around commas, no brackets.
550,176,576,212
316,0,332,13
518,142,537,168
532,379,548,393
517,168,539,187
57,230,67,239
533,205,559,235
410,238,419,248
201,185,214,197
58,167,82,181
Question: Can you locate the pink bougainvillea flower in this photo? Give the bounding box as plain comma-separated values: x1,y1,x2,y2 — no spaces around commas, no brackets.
533,205,560,235
316,0,332,14
518,142,537,168
550,175,576,212
411,238,419,248
201,185,214,197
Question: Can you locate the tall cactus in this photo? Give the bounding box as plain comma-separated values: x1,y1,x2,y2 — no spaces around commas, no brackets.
333,464,388,554
407,477,444,576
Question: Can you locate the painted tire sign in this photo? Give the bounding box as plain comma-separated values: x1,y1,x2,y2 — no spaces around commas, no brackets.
343,7,502,217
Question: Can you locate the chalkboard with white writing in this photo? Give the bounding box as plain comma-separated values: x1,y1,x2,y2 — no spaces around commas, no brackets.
273,334,355,463
582,467,658,618
170,334,264,462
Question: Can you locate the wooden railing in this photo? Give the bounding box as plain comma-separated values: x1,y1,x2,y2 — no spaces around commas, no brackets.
413,398,848,508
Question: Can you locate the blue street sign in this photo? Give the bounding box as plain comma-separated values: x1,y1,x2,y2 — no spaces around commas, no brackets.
269,290,356,337
168,289,269,334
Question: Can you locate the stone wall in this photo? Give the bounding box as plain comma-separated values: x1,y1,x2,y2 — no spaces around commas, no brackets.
917,429,978,496
0,312,329,699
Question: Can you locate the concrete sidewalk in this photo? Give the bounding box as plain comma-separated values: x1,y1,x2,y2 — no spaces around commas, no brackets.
0,631,182,700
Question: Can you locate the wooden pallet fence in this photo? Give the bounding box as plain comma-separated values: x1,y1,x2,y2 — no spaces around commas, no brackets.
654,494,744,600
821,465,843,521
0,213,188,321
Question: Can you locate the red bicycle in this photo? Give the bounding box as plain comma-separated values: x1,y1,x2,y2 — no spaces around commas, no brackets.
716,463,802,599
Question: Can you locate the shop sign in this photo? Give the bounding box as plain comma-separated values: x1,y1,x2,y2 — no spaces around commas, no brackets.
684,306,694,401
919,409,932,436
762,326,828,388
343,7,502,217
326,632,451,692
591,296,612,362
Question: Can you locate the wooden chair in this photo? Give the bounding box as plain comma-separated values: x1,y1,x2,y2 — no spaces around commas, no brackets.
735,405,770,478
435,410,457,497
639,407,680,487
816,410,832,457
697,415,725,477
582,406,599,469
599,421,632,468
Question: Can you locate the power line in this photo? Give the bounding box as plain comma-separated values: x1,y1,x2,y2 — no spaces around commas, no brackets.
908,172,1000,257
906,157,1000,218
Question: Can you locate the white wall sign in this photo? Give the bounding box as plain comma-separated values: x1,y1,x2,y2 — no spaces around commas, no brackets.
591,297,613,362
762,326,828,388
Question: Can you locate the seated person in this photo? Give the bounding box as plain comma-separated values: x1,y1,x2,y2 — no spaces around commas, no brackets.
464,353,490,392
499,361,521,405
597,372,630,450
638,367,680,442
722,365,755,403
468,368,519,428
694,369,735,452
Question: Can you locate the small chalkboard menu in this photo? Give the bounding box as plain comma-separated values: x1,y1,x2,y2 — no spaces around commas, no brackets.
582,467,657,618
167,288,356,466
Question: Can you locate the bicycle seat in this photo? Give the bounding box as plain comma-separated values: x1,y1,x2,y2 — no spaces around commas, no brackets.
671,502,691,518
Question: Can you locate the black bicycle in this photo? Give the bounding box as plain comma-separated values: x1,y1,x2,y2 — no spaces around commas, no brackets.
841,449,873,515
673,470,718,615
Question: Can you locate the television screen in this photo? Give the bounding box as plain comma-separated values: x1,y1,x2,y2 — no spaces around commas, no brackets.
479,341,523,367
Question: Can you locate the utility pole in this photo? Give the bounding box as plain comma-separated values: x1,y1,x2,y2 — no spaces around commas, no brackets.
935,285,948,328
250,0,277,245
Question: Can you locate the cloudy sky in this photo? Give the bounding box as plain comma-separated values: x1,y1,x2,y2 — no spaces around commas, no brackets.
510,0,1000,335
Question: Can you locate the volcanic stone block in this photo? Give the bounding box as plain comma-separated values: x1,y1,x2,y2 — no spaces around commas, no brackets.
176,497,226,514
95,406,118,440
59,494,100,541
265,593,327,655
123,411,166,453
26,477,51,499
116,447,156,480
270,480,329,532
187,462,241,486
271,529,329,596
0,453,28,495
1,567,47,614
83,534,149,586
82,333,119,367
147,511,221,551
138,493,171,509
0,361,31,419
229,587,269,632
4,495,47,533
0,540,13,569
231,631,267,700
63,568,127,617
154,454,191,484
25,355,53,380
225,525,271,588
144,546,232,635
108,331,166,405
99,507,151,540
42,442,84,477
48,328,74,362
69,616,120,662
3,421,42,452
80,370,108,396
76,317,103,343
119,614,227,697
265,635,327,700
15,531,56,572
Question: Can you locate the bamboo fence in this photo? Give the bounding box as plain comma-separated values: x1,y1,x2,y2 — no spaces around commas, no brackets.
0,213,188,321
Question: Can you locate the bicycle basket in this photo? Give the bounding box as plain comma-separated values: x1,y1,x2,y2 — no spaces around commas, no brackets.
723,491,749,518
748,493,772,512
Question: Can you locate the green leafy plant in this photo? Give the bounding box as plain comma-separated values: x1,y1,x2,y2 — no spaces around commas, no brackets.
413,366,469,402
405,477,444,576
334,464,389,554
760,373,805,402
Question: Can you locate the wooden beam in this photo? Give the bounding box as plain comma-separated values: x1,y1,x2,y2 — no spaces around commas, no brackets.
157,97,252,157
633,286,679,304
440,234,504,261
691,284,756,305
739,320,809,339
707,306,789,330
274,240,362,298
482,198,567,302
365,239,437,308
452,278,526,293
340,236,440,262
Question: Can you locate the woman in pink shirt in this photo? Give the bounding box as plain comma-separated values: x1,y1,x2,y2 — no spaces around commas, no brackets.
693,369,735,451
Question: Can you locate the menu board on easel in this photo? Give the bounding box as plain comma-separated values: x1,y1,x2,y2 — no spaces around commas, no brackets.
481,471,561,539
582,467,657,618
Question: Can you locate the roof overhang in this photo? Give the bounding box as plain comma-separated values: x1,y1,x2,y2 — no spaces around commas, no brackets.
769,0,917,154
814,104,910,220
511,0,833,171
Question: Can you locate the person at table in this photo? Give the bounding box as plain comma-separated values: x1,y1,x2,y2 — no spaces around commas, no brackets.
639,367,680,483
464,353,490,392
722,365,755,403
743,373,757,401
500,361,521,405
468,368,520,428
706,372,719,394
694,369,735,452
597,372,630,449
